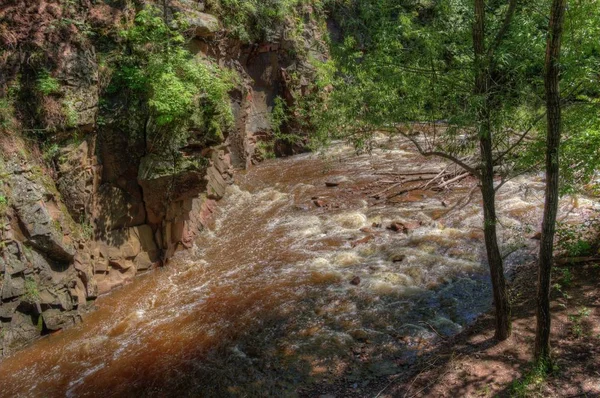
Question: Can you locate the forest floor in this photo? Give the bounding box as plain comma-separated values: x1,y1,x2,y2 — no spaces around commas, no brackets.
374,260,600,398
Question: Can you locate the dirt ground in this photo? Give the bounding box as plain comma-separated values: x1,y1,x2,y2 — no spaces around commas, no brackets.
359,260,600,398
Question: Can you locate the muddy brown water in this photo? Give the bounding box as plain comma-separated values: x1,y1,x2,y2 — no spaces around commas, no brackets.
0,139,591,397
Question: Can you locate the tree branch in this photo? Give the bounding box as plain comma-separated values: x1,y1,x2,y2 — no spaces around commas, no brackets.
395,127,480,177
494,82,584,164
494,111,546,164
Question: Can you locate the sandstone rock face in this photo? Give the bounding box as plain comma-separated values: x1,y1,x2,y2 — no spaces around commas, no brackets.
8,162,76,263
55,138,100,221
0,157,85,355
57,44,99,129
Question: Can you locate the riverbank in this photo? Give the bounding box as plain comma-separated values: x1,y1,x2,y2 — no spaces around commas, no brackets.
308,260,600,397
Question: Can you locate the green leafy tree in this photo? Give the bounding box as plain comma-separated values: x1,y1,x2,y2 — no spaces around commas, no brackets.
321,0,541,340
320,0,599,341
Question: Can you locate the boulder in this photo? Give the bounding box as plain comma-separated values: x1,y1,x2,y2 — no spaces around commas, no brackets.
95,184,146,231
106,228,142,260
0,242,27,275
55,139,97,221
57,45,99,128
134,252,154,271
187,11,220,38
42,308,73,331
0,300,19,320
138,152,209,224
6,311,41,351
9,163,75,263
1,275,26,301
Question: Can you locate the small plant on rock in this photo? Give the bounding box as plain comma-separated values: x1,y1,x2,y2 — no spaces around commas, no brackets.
23,277,41,304
36,70,61,96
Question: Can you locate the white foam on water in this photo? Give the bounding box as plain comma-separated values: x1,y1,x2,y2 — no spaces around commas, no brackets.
333,252,361,267
66,363,106,398
331,211,368,229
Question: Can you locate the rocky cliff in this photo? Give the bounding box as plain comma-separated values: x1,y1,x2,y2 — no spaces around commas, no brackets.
0,0,329,355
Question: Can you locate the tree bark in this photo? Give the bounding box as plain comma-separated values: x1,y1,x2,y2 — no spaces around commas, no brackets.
473,0,511,340
535,0,567,364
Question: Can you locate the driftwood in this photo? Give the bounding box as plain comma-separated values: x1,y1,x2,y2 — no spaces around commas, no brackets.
382,170,472,200
371,176,437,199
438,172,471,189
374,170,442,177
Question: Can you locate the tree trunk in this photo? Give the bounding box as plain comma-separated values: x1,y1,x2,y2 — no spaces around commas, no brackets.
473,0,511,340
535,0,567,364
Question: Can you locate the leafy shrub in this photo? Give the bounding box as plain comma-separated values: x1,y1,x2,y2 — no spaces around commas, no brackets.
556,217,600,258
569,307,591,338
42,143,60,162
269,96,300,145
62,100,78,128
1,78,21,132
111,6,233,147
509,359,557,397
0,194,8,216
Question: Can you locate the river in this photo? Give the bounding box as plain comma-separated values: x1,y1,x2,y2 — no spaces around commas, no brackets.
0,138,584,397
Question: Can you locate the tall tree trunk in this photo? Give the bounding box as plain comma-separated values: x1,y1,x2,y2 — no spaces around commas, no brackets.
473,0,511,341
535,0,567,364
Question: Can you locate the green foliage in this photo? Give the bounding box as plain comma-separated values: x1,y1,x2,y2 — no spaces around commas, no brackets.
62,100,78,128
42,143,61,163
0,194,8,217
320,0,599,191
0,98,15,131
255,140,276,161
509,359,557,397
79,216,94,241
556,217,600,258
1,77,21,131
269,96,302,146
291,57,337,149
36,70,61,96
111,6,233,149
553,266,573,293
206,0,318,42
271,96,288,137
322,0,546,147
568,307,591,338
0,159,9,217
23,277,41,304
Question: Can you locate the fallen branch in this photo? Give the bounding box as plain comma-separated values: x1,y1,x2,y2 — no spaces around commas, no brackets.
374,170,442,177
372,182,404,198
432,184,479,220
438,172,471,189
421,166,450,190
555,256,600,266
372,176,433,198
